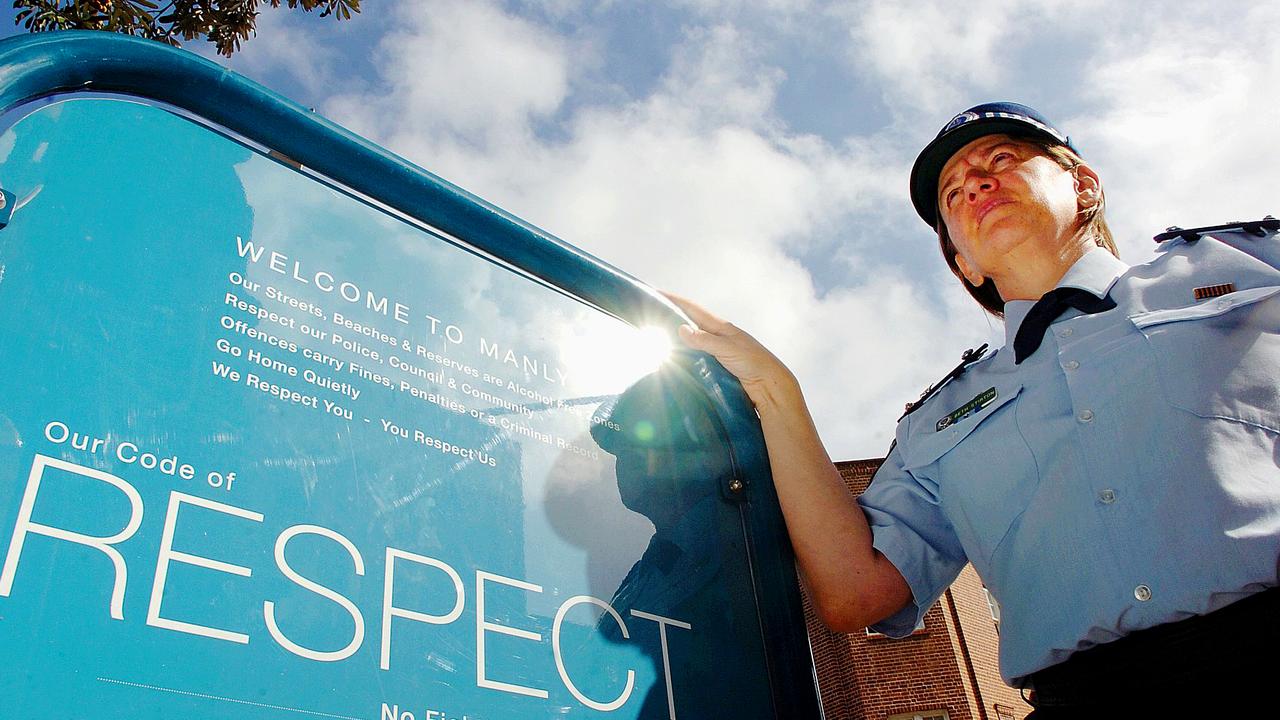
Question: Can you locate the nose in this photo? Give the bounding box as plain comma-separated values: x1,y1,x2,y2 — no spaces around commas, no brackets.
963,171,998,204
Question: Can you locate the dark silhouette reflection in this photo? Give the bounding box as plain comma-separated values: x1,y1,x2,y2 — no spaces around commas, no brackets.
587,370,771,719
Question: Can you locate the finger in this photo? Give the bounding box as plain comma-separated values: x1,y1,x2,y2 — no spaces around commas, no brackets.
661,291,733,334
675,323,699,348
677,322,738,357
676,323,711,351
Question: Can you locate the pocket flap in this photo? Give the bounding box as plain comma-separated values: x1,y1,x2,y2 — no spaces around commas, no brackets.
1130,285,1280,329
903,381,1024,470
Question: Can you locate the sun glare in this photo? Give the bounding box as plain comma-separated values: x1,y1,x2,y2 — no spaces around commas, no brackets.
559,323,674,396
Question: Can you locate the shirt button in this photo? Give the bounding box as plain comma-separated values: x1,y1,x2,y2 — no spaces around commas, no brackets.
1060,327,1074,338
1134,584,1152,602
1078,409,1095,423
1099,489,1117,504
1063,360,1080,370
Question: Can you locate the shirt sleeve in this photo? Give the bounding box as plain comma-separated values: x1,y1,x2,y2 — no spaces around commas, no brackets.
857,423,969,637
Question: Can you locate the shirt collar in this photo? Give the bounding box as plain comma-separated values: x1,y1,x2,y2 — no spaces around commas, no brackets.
1002,248,1129,349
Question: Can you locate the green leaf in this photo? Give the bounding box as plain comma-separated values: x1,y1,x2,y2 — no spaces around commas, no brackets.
9,0,364,55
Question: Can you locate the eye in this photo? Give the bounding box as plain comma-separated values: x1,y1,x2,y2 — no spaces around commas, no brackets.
990,151,1015,167
945,188,960,207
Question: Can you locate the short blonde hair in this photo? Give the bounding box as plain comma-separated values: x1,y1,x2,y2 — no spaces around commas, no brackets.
936,140,1118,317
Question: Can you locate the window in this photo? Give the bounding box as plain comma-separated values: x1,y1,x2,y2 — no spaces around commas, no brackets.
865,617,926,638
983,586,1002,624
887,710,949,720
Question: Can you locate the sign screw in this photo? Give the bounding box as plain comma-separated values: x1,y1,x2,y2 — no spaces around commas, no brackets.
0,188,13,229
728,478,744,493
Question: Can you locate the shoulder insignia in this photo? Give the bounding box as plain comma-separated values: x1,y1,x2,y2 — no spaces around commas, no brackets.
1153,215,1278,244
900,343,989,420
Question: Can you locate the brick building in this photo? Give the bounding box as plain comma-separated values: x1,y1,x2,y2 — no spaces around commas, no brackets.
802,459,1032,720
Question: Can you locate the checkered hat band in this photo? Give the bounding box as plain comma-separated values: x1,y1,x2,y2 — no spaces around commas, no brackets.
943,111,1068,145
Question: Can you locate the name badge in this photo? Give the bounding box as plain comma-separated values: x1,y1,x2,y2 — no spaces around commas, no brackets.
936,387,997,431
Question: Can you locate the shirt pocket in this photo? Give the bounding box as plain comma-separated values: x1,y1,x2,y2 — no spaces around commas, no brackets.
1129,285,1280,434
902,381,1035,566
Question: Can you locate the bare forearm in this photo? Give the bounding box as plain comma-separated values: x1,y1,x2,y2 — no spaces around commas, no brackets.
752,373,912,630
663,292,911,628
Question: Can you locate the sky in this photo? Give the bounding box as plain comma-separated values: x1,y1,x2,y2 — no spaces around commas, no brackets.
2,1,1277,460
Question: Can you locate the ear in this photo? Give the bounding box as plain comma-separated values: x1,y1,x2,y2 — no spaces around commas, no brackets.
954,251,986,287
1073,162,1102,208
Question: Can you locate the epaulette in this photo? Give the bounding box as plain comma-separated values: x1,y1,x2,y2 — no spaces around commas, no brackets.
1152,215,1278,244
900,343,989,420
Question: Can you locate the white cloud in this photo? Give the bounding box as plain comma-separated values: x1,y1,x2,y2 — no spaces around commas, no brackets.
310,0,995,457
326,0,569,150
833,0,1031,117
220,8,342,98
1069,2,1280,260
675,0,815,12
234,0,1277,458
823,0,1279,262
656,24,783,131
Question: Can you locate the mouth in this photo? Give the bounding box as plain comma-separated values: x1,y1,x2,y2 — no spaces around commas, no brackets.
975,198,1012,227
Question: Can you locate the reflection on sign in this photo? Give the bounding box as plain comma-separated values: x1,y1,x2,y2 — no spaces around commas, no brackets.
0,97,774,718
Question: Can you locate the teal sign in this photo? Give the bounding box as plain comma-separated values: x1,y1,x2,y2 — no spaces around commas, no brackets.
0,33,818,720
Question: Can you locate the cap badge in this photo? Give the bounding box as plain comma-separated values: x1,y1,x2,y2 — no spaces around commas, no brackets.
942,111,979,133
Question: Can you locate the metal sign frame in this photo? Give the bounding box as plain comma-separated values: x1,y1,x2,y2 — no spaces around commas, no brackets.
0,30,821,718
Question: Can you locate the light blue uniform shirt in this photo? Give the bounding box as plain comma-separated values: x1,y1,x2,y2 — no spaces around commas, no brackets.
859,226,1280,683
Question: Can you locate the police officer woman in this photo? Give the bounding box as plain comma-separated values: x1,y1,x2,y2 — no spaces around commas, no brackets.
669,102,1280,714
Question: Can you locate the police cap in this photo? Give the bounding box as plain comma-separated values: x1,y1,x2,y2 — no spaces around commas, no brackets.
909,101,1075,228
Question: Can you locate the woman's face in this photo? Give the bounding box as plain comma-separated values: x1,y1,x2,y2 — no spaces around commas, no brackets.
937,134,1089,289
